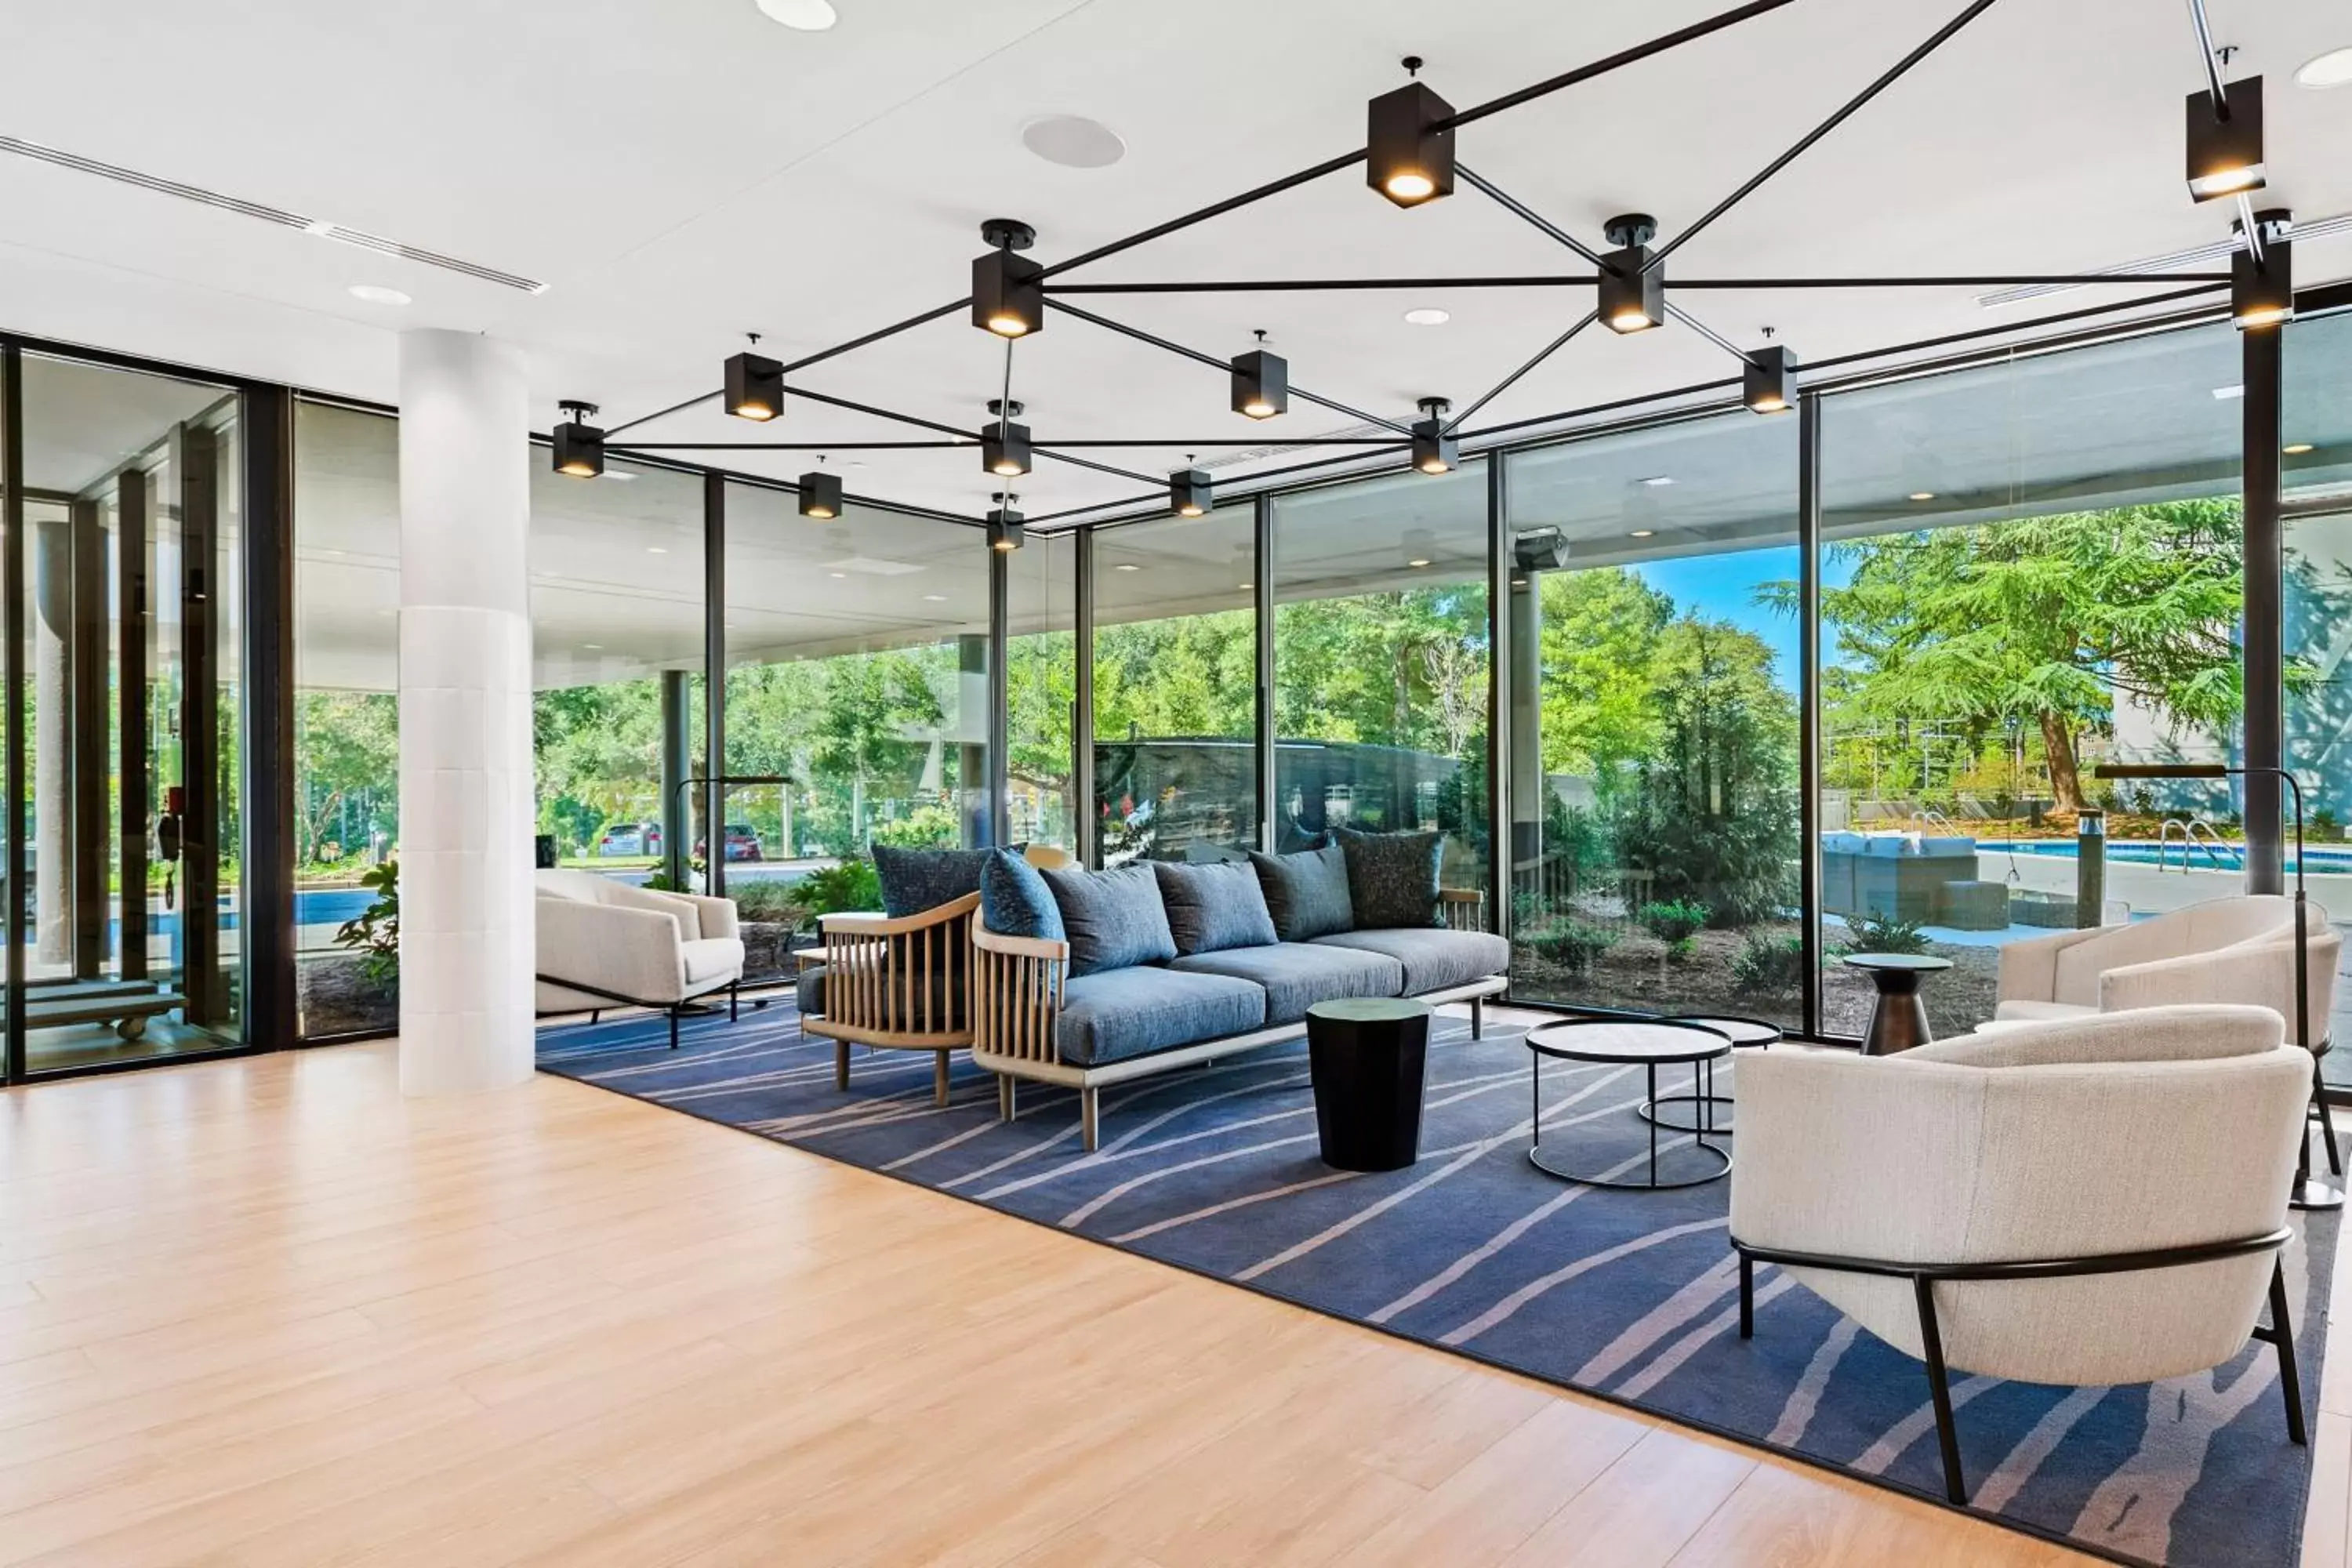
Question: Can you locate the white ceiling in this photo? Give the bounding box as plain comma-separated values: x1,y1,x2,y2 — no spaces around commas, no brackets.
5,0,2351,521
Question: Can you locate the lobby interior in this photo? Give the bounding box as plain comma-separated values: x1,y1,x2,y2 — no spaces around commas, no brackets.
6,2,2352,1564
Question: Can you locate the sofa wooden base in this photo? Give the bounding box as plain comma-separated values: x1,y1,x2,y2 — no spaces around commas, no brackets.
976,978,1504,1150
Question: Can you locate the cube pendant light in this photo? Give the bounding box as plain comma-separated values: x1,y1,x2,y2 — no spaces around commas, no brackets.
2231,210,2294,329
1170,466,1212,517
1231,347,1288,419
551,401,604,478
2185,75,2266,201
798,470,843,520
724,348,784,421
1743,346,1797,414
1367,68,1455,208
972,219,1044,337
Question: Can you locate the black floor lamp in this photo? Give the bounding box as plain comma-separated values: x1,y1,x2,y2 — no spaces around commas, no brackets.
2096,762,2343,1212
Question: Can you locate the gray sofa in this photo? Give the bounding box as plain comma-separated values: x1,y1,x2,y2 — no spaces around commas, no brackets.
972,844,1508,1149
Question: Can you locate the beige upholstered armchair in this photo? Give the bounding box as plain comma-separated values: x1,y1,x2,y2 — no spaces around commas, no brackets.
1993,894,2338,1041
1730,1006,2313,1503
535,869,746,1048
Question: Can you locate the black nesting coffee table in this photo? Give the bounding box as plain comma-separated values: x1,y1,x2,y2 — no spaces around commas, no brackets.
1639,1014,1783,1134
1525,1018,1733,1189
1305,996,1432,1171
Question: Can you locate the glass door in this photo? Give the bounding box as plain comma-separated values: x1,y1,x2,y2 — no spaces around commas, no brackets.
9,351,245,1076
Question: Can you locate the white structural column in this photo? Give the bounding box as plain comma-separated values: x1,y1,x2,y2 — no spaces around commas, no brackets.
396,330,535,1094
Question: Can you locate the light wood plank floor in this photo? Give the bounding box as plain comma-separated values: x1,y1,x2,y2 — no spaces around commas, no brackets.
0,1019,2326,1567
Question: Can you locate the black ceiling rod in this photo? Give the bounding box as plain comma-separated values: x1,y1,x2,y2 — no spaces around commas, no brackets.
1443,310,1600,435
1662,303,1759,367
1673,273,2237,288
1043,275,1594,294
776,383,1149,481
1794,280,2227,373
1018,438,1419,528
1647,0,2004,272
1033,437,1402,448
603,390,723,441
1456,167,1613,268
1037,151,1367,281
1047,299,1418,437
608,440,978,452
1431,0,1799,132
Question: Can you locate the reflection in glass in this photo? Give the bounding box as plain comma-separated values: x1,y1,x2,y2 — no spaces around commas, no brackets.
1007,529,1077,852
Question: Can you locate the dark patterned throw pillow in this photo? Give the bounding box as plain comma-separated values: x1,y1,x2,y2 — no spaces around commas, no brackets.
870,842,1022,918
1334,827,1444,930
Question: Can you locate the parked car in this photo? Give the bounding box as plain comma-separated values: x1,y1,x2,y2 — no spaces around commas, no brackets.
596,822,662,858
695,823,764,862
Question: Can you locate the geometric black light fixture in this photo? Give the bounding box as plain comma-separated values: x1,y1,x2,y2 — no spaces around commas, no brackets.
1367,58,1454,208
1170,462,1212,517
982,398,1032,477
2185,73,2266,201
724,333,784,421
972,217,1044,338
1598,213,1663,334
1743,344,1798,413
2232,208,2294,329
551,400,604,477
1231,332,1289,419
798,463,842,520
986,492,1025,552
1410,397,1457,474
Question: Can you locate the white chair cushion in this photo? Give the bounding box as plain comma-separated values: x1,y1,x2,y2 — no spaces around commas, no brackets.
1993,998,2097,1023
681,938,746,988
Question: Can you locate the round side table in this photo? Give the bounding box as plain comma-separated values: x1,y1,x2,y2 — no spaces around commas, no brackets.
1639,1014,1783,1134
1304,997,1432,1171
1842,952,1953,1054
1525,1018,1733,1189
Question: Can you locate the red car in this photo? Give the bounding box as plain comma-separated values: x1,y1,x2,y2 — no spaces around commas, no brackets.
694,823,764,862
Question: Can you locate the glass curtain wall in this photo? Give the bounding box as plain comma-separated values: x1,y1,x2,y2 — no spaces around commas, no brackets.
1092,506,1258,865
13,353,246,1073
292,401,401,1037
1272,465,1490,899
1503,416,1803,1025
2284,308,2352,1080
1006,526,1078,855
528,457,705,887
722,486,990,973
1815,325,2245,1037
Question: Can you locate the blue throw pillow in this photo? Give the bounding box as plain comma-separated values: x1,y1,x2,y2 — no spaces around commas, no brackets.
980,848,1065,942
870,843,1018,918
1152,860,1277,956
1040,862,1177,977
1247,843,1354,942
1334,827,1444,929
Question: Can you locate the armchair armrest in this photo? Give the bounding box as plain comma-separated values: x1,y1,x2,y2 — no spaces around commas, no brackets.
1994,925,2106,1005
972,923,1070,1065
672,892,739,941
535,897,686,1004
1439,887,1486,932
2102,927,2343,1047
815,892,978,1043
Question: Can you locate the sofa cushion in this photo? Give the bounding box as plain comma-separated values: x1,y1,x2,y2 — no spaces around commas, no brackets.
1055,967,1269,1067
1249,842,1354,942
1153,860,1278,956
1169,942,1403,1025
1312,927,1510,995
1334,827,1443,929
873,843,1004,918
981,848,1065,942
1041,862,1177,977
681,938,745,988
1992,998,2098,1024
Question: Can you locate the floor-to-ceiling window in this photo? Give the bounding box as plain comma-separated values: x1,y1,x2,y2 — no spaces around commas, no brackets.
292,401,401,1038
1503,414,1803,1025
11,352,246,1073
1007,526,1077,855
1092,506,1258,865
2285,307,2352,1080
528,456,705,890
1815,325,2244,1037
1272,464,1490,904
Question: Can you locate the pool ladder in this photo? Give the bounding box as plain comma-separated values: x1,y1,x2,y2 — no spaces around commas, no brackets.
2157,817,2244,873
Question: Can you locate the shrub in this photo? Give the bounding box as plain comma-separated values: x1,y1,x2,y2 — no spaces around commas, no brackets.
870,804,961,850
1843,913,1930,955
1523,919,1618,975
728,880,808,924
1637,899,1711,946
1730,930,1805,996
794,857,881,916
332,860,400,988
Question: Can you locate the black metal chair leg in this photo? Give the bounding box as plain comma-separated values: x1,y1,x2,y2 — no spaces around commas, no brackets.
2268,1258,2309,1446
1738,1251,1754,1339
668,1010,680,1051
2315,1062,2343,1178
1470,995,1484,1039
730,982,740,1024
1912,1275,1966,1504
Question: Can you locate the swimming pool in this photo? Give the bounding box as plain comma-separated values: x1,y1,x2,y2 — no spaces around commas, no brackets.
1973,839,2352,874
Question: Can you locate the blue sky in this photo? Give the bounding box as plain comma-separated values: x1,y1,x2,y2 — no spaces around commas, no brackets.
1627,545,1860,685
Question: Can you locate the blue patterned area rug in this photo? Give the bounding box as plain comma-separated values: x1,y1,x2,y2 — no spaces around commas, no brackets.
537,1003,2334,1567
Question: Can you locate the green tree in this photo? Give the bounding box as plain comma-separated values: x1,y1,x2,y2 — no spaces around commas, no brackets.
295,691,399,866
1794,501,2243,810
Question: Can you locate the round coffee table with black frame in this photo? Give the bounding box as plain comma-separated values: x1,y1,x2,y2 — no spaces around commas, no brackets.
1525,1018,1734,1189
1637,1014,1783,1134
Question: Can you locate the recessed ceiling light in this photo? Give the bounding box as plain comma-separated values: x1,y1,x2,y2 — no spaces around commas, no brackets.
347,284,411,306
583,643,603,650
647,546,668,554
1628,529,1657,539
756,0,837,30
2286,442,2316,454
1908,491,1936,502
601,470,634,481
1638,475,1674,487
1114,562,1141,572
2212,384,2245,401
922,593,949,601
2296,46,2352,88
1021,114,1126,169
829,571,848,579
1238,582,1254,591
1403,307,1450,326
1407,557,1432,567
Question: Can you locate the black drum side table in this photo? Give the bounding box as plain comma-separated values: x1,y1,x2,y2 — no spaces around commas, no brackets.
1640,1014,1783,1134
1305,997,1432,1171
1525,1018,1733,1189
1842,952,1953,1054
